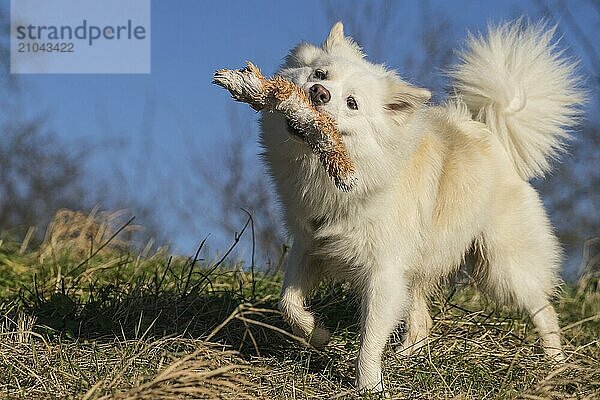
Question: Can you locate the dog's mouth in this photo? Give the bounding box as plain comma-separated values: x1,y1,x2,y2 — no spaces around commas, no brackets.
286,117,348,141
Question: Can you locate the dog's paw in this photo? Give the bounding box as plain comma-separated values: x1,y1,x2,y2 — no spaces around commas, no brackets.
307,326,331,349
356,373,388,398
545,347,566,364
395,335,429,357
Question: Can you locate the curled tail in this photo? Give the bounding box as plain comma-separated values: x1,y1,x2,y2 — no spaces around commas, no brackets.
450,21,585,180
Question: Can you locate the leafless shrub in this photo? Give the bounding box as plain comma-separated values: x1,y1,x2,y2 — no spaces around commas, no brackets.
0,9,89,242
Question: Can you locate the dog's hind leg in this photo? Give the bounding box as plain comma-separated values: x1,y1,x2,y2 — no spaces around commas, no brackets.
279,243,330,348
477,184,564,361
396,290,432,356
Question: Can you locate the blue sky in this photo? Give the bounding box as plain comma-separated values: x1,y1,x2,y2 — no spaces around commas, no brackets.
4,1,598,263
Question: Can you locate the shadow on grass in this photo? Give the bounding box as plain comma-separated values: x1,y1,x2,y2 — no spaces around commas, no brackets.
15,259,361,384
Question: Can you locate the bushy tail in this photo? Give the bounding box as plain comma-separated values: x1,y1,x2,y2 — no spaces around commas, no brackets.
449,21,585,180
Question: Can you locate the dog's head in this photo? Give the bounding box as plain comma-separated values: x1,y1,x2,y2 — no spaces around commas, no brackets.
262,22,431,189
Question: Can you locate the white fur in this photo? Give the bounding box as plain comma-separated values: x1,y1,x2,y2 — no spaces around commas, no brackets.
259,21,584,393
449,20,585,179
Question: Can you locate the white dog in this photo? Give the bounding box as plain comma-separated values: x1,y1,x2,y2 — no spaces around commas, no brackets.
259,21,584,392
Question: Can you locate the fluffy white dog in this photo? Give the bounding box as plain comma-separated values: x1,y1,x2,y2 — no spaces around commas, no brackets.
259,21,584,392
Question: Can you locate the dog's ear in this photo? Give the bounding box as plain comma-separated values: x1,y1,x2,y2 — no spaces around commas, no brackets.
322,22,345,49
322,22,364,58
385,79,431,115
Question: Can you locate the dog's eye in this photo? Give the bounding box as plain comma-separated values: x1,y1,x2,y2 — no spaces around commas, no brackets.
314,69,327,80
346,96,358,110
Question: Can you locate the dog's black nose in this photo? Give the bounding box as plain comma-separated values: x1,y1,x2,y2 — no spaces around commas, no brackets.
309,84,331,105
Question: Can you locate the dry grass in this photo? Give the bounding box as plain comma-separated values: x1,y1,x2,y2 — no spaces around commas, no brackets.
38,208,139,263
1,320,257,399
0,209,598,399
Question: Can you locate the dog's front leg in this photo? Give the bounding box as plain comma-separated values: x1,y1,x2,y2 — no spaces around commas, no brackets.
356,263,408,394
279,243,330,348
